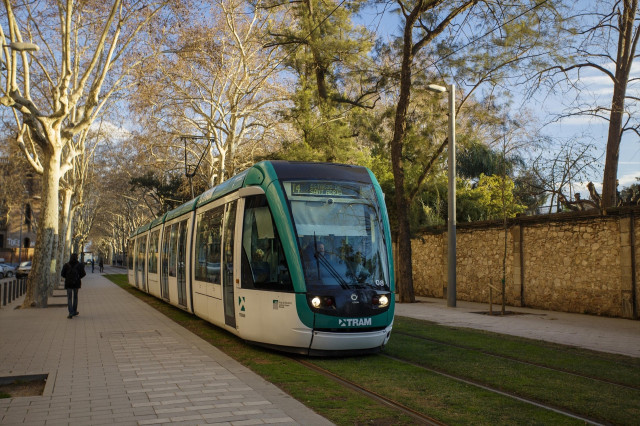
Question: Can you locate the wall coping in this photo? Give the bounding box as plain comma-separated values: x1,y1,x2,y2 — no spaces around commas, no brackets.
417,205,640,235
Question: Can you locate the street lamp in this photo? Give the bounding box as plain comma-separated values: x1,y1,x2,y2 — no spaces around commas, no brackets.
427,83,456,308
4,42,40,52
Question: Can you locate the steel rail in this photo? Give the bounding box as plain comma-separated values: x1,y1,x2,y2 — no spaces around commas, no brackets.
393,330,640,391
294,358,446,426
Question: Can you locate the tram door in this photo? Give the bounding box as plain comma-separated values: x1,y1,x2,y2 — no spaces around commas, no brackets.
160,225,170,300
137,235,147,291
222,201,237,327
133,238,139,288
176,219,188,307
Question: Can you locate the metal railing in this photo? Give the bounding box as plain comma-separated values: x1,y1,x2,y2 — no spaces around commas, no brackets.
1,276,27,308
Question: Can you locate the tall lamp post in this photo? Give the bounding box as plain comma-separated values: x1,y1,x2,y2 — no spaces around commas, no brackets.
427,83,456,308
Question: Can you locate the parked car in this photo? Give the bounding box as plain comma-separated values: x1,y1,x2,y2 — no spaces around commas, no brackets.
0,263,16,278
16,261,32,278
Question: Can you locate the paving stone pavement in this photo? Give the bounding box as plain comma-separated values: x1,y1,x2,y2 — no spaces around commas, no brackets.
0,266,332,425
396,296,640,358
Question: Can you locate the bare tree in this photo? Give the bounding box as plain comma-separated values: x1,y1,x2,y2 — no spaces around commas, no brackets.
529,139,602,213
0,0,168,307
536,0,639,208
134,0,287,187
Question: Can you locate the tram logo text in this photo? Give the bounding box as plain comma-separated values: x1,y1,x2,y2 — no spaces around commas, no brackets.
339,318,372,327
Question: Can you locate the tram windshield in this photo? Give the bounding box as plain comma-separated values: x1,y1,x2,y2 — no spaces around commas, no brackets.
283,180,390,291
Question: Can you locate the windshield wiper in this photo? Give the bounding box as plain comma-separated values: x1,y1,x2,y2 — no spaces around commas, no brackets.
313,233,350,289
314,251,350,289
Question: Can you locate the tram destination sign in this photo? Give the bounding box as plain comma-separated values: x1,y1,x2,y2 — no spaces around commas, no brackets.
291,182,358,197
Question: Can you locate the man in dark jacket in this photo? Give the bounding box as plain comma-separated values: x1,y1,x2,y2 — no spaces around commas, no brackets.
61,253,86,319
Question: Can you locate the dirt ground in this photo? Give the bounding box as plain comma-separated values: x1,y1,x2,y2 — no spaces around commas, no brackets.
0,379,45,398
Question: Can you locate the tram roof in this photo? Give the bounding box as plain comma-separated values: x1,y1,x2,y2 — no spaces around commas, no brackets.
165,196,201,221
196,169,250,208
129,161,374,239
268,161,372,183
133,222,151,236
149,213,167,229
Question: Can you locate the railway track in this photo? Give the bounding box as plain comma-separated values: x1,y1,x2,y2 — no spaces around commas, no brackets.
295,352,607,426
294,330,623,426
380,354,605,425
393,330,640,391
294,358,446,425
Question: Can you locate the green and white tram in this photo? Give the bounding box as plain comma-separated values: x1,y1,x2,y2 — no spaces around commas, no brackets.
128,161,394,355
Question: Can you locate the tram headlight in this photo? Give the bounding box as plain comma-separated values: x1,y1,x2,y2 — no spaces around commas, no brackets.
309,295,335,310
379,294,389,308
311,296,322,308
373,294,390,308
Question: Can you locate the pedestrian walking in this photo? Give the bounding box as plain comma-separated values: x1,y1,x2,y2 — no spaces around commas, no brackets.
61,253,86,319
99,258,104,273
91,258,95,273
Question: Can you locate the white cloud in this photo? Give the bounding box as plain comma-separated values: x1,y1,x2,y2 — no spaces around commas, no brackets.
90,120,132,142
619,172,639,187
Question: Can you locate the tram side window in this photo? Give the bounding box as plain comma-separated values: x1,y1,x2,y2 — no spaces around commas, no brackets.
241,195,292,291
161,226,171,277
148,230,159,274
137,237,146,272
127,240,134,270
194,206,224,284
169,224,178,277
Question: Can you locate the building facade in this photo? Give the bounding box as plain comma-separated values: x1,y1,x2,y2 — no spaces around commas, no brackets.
0,157,40,264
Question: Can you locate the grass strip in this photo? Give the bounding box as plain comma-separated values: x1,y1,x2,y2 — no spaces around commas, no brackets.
311,355,580,425
384,331,640,425
394,316,640,386
105,274,414,425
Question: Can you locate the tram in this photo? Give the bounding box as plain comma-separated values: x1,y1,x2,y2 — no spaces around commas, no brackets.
127,161,394,355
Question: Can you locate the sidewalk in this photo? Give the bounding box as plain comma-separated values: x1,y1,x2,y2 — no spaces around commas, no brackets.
0,266,331,425
395,296,640,358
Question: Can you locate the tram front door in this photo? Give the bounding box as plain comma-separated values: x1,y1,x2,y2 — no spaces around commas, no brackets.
222,201,237,328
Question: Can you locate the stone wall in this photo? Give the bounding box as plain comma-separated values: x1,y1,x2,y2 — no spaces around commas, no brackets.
409,207,640,319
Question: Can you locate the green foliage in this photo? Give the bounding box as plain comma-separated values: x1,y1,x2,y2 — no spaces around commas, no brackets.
458,142,512,179
129,172,190,214
267,0,376,163
473,174,527,219
412,172,527,230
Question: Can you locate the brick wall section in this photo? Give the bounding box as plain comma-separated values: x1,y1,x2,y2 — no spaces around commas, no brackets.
409,207,639,319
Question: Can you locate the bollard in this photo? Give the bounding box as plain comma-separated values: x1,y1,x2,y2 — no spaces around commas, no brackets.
489,287,493,315
12,279,17,301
